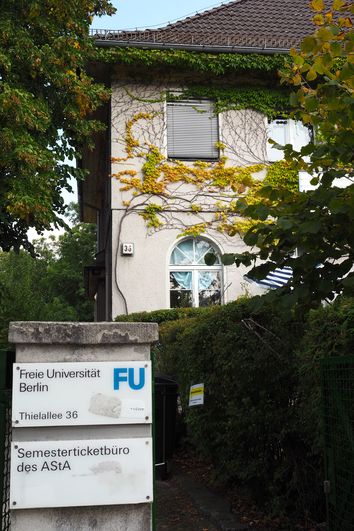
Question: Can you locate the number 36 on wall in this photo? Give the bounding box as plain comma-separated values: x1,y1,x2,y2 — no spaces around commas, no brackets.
121,243,134,256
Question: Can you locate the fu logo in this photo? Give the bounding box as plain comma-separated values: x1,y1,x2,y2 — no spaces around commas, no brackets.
113,368,145,391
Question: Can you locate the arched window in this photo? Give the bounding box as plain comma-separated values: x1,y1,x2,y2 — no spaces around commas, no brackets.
169,238,222,308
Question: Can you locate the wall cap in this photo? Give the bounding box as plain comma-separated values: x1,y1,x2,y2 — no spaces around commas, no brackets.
8,322,159,345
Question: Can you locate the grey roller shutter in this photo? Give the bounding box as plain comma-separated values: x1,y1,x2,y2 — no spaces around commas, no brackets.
167,101,219,160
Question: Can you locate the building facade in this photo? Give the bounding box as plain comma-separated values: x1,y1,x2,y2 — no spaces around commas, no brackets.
80,0,315,320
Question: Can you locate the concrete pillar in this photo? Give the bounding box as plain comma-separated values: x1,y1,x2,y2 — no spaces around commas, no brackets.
8,321,158,531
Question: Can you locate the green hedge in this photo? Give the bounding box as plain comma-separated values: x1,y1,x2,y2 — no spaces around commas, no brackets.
115,305,215,324
119,297,354,520
158,300,315,516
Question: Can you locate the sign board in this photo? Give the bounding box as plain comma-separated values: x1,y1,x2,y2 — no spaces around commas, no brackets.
10,438,153,509
12,361,152,427
189,383,204,406
121,243,134,255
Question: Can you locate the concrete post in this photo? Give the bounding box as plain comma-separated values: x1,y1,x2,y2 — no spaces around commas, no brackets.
8,321,158,531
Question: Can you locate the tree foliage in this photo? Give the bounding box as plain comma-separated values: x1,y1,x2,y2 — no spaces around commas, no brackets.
0,213,96,344
0,0,114,252
229,0,354,310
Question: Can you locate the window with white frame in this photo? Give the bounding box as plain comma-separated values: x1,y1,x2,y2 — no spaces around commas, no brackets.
167,101,219,161
169,238,222,308
267,118,312,162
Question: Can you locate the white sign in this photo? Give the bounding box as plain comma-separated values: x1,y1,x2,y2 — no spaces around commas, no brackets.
189,383,204,406
121,242,134,255
10,438,153,509
12,361,152,427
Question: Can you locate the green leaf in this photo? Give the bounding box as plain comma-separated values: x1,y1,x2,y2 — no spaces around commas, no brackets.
243,231,259,246
342,275,354,288
277,217,294,230
204,252,217,265
301,36,318,52
293,55,305,66
252,262,275,279
221,253,236,266
301,144,314,156
253,204,270,221
329,197,349,213
304,97,319,112
299,220,322,234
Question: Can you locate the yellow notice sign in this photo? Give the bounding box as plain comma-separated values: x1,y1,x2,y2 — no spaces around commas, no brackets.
189,383,204,407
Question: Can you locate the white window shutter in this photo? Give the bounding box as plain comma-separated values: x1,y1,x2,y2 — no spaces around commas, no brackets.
267,119,288,162
167,101,219,160
288,120,312,152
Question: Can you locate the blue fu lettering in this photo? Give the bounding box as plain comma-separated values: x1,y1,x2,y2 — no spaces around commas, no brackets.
113,367,145,391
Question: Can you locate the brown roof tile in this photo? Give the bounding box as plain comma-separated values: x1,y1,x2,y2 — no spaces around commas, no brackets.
93,0,316,51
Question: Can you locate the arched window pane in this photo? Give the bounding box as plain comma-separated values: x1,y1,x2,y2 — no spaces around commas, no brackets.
196,240,221,265
170,240,194,265
195,240,211,264
170,238,220,266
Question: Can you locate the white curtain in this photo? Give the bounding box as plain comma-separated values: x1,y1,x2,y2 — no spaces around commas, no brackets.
171,272,192,290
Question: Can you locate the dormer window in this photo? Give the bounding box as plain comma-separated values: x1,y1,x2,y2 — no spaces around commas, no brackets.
167,101,219,161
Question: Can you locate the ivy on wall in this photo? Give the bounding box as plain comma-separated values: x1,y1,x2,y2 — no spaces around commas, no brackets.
104,47,297,238
170,86,290,118
121,85,291,118
112,105,299,236
99,47,288,76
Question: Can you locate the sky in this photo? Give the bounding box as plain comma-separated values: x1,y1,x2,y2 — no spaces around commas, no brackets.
93,0,232,31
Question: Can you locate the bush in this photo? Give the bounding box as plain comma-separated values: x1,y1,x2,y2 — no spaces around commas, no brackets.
158,300,312,514
115,306,214,324
120,297,354,520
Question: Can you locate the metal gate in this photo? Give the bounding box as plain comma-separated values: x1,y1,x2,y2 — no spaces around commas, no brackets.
321,355,354,531
0,349,14,531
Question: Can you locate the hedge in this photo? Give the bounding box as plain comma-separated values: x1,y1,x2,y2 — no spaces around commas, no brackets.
159,300,316,516
116,297,354,520
115,305,215,324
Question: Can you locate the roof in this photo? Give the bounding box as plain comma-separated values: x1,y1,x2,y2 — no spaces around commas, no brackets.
92,0,315,53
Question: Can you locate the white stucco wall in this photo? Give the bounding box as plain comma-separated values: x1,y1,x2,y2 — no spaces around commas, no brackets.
109,81,268,318
110,209,263,318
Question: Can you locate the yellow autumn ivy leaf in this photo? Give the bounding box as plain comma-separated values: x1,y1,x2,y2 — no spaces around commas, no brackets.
338,17,353,28
306,68,318,81
313,14,324,25
311,0,324,11
332,0,346,9
325,12,333,23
